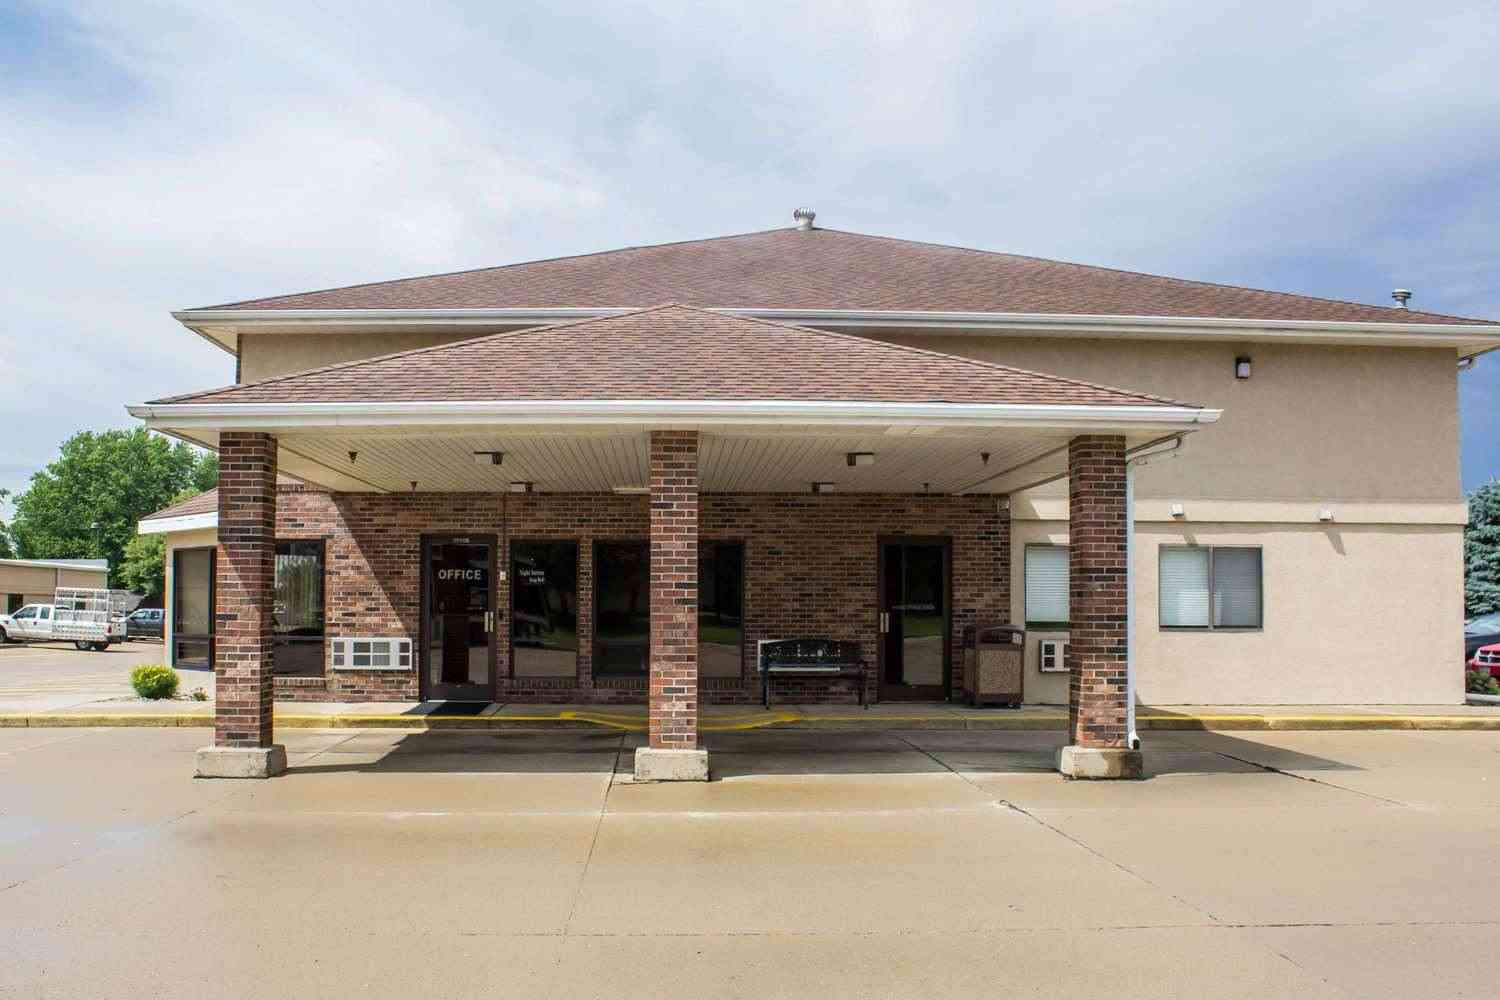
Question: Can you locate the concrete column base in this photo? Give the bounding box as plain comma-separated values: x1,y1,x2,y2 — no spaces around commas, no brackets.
1057,745,1143,780
195,745,287,779
633,747,709,782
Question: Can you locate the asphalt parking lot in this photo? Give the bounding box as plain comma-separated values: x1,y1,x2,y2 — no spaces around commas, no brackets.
2,725,1498,998
0,640,208,710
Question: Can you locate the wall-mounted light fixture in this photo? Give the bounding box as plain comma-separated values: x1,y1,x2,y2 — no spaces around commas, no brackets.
1234,356,1252,380
612,485,648,495
846,452,875,467
811,481,836,494
347,450,358,464
409,480,418,492
1318,507,1335,522
472,451,505,466
508,482,533,494
1169,502,1186,518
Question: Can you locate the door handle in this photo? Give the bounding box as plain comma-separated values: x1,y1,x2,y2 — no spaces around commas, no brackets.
484,611,494,633
879,612,889,634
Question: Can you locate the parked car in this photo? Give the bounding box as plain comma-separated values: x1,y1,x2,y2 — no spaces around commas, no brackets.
0,604,56,643
124,607,165,640
1466,612,1500,663
1469,642,1500,679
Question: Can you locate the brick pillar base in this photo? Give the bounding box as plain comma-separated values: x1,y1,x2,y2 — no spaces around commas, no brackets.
197,431,285,778
1060,434,1141,779
635,430,707,781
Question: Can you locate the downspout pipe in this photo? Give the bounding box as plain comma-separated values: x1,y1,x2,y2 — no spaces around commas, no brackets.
1122,435,1185,750
1125,462,1138,750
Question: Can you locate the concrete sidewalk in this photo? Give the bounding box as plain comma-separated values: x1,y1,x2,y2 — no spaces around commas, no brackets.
3,698,1498,731
4,725,1500,998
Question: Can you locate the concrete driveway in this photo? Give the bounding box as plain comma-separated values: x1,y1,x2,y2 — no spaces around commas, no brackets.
0,640,209,710
1,726,1498,999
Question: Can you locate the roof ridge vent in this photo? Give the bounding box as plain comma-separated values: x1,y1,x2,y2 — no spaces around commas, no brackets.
792,207,816,231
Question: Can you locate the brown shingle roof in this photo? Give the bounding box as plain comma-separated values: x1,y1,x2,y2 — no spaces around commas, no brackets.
151,304,1195,409
141,476,303,521
207,227,1488,325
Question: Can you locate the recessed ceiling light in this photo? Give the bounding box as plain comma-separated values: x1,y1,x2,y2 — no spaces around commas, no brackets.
846,452,875,467
473,451,504,466
612,486,649,495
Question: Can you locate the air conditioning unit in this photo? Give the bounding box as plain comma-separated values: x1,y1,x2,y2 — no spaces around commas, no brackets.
1038,638,1069,673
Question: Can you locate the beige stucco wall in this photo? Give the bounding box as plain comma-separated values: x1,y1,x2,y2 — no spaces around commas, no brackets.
163,528,218,657
1010,515,1464,706
239,331,496,383
1,565,108,606
876,336,1462,504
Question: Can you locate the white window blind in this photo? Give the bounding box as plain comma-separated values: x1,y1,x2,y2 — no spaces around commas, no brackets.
1159,547,1211,627
1212,548,1262,628
1025,546,1069,625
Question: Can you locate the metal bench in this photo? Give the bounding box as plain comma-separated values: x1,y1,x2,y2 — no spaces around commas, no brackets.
757,637,867,709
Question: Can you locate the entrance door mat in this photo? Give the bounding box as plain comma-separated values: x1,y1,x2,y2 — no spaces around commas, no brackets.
424,702,491,717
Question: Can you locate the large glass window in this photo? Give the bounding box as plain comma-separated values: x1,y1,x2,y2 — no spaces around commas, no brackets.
172,547,214,668
511,540,579,678
1159,546,1263,630
273,540,326,676
698,541,744,678
594,540,650,677
1024,545,1069,629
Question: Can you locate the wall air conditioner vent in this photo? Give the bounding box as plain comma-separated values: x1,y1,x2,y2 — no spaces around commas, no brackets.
1038,638,1069,673
331,636,412,671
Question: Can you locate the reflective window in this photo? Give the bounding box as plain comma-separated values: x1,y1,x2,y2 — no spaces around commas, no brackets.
594,540,649,677
511,540,579,678
698,542,744,678
273,540,325,676
1160,546,1263,630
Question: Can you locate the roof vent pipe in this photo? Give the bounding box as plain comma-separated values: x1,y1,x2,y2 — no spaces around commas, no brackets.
793,207,816,231
1391,288,1412,308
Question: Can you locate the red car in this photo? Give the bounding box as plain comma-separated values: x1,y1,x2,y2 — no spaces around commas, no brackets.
1470,643,1500,678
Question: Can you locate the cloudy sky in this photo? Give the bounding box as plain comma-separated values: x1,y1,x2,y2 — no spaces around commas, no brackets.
2,0,1498,518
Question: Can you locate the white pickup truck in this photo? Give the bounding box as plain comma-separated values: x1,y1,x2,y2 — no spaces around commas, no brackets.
0,588,128,651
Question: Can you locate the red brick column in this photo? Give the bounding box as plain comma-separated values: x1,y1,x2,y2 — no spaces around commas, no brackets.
648,430,699,750
214,432,277,749
1067,435,1129,749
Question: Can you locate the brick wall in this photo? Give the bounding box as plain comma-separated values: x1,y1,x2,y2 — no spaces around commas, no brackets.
1066,435,1129,748
648,430,699,748
267,486,1009,704
214,433,277,746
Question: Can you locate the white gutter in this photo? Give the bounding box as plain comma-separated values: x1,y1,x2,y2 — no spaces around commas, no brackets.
127,399,1223,433
137,511,218,535
175,306,1500,356
0,558,109,571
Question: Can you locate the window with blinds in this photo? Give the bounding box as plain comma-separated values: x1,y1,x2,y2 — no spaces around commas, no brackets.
1159,546,1262,629
1024,545,1069,628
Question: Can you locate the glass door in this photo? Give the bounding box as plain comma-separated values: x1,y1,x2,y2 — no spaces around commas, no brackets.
878,538,951,701
423,536,496,701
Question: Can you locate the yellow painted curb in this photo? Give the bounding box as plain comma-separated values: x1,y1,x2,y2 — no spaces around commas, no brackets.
0,711,1494,732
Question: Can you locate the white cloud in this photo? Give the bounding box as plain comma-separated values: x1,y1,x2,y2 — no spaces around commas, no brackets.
2,0,1498,517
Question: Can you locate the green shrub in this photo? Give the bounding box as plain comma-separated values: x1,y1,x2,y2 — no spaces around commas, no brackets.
130,664,179,700
1466,669,1500,696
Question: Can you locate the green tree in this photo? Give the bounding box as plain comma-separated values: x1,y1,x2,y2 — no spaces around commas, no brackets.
8,429,217,587
0,489,14,559
118,533,166,598
1467,480,1500,617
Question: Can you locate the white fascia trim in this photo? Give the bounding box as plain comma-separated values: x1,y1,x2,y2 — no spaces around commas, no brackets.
174,307,1500,354
0,558,109,571
128,399,1223,433
137,512,218,535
